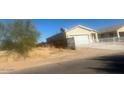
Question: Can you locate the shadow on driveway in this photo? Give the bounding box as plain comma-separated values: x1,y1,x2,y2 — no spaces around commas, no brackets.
88,53,124,74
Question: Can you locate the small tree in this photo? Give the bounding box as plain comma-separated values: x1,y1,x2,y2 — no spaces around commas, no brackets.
0,20,39,56
0,23,7,50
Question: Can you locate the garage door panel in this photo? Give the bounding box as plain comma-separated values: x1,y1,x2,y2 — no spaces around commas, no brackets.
74,35,89,47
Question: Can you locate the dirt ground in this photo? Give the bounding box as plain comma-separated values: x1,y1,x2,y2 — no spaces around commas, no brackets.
0,47,121,73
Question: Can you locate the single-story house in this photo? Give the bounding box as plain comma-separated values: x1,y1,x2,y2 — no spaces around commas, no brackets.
47,25,98,49
98,24,124,39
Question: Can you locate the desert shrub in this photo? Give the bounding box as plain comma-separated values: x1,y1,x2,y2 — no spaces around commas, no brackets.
0,20,40,56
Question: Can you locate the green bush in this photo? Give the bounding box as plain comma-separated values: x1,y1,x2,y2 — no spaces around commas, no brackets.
0,20,39,56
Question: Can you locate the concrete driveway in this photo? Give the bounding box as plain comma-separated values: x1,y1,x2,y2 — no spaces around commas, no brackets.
88,43,124,51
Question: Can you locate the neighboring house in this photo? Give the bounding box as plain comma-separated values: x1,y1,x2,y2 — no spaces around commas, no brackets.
47,25,98,49
98,24,124,39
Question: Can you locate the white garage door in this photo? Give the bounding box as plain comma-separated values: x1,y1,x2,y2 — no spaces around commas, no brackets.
74,35,89,48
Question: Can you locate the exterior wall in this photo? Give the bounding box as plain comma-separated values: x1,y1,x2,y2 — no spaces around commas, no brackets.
65,27,96,37
47,32,67,48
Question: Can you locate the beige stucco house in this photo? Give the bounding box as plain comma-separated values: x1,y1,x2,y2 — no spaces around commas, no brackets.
47,25,98,49
98,24,124,39
98,24,124,42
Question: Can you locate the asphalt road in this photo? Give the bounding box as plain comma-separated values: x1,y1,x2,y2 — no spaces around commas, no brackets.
10,53,124,74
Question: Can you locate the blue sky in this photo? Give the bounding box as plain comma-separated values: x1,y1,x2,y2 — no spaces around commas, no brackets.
0,19,124,42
